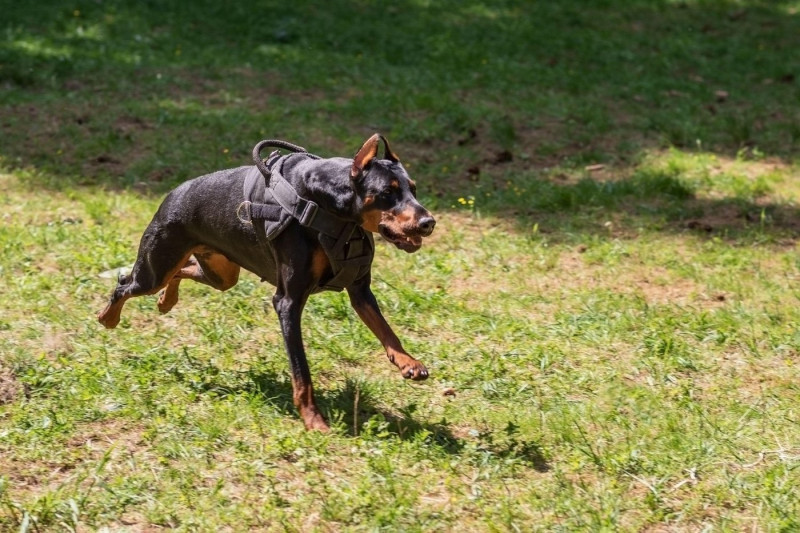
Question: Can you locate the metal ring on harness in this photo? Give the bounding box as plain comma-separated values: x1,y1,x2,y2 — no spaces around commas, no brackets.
252,139,308,183
236,201,253,224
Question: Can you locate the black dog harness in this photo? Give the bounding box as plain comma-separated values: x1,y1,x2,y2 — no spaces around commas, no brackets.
236,140,374,292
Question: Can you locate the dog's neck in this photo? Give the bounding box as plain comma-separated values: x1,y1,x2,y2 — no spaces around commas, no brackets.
283,156,361,222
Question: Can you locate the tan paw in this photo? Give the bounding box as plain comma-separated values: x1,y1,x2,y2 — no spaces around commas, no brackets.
400,361,429,381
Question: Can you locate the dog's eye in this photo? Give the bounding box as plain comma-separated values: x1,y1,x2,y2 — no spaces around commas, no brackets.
379,188,393,198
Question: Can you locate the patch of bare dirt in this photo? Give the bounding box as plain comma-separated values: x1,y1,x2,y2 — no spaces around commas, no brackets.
6,419,149,501
0,363,22,404
682,198,800,238
694,345,800,405
99,512,156,533
114,115,152,137
625,266,727,307
415,106,656,198
708,155,791,182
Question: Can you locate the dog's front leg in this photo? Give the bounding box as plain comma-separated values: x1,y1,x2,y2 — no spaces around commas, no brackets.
347,276,429,381
272,286,330,432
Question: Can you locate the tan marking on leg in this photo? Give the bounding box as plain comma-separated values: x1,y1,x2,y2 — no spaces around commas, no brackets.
310,247,331,283
98,297,129,329
157,256,201,313
350,295,428,380
158,249,241,313
153,249,198,294
157,278,181,313
101,246,241,326
99,249,196,328
194,249,240,290
292,378,330,432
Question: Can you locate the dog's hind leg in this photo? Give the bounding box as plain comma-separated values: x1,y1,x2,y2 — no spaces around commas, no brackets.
157,248,241,313
98,228,197,329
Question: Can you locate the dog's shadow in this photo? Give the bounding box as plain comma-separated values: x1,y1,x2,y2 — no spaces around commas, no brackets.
177,362,450,442
170,358,548,470
246,371,463,453
322,377,462,447
322,377,550,472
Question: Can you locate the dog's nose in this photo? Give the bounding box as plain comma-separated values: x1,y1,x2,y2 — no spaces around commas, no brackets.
418,216,436,235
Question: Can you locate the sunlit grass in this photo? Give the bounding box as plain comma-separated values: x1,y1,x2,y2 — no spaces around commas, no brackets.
3,148,800,529
3,0,800,529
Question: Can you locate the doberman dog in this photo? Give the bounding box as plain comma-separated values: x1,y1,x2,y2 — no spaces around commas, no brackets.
98,134,435,431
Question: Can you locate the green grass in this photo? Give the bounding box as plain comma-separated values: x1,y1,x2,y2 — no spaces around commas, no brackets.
3,0,800,531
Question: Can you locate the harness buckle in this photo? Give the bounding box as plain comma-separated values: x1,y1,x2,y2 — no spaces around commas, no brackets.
297,202,318,227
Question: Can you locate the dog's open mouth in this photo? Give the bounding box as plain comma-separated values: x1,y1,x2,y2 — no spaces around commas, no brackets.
379,225,423,253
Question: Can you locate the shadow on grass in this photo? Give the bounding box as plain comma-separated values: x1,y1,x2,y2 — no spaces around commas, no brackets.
476,166,800,243
168,359,549,469
2,0,798,248
323,378,550,471
323,377,463,446
1,0,798,196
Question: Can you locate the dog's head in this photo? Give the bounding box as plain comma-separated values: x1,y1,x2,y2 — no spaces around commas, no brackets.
351,134,436,253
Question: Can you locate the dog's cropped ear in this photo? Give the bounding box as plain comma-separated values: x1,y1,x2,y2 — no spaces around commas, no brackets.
351,134,380,179
351,133,400,179
380,135,400,163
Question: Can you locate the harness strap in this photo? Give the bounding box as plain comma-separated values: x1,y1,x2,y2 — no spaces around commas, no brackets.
316,234,374,291
266,156,361,250
248,203,282,220
241,140,375,292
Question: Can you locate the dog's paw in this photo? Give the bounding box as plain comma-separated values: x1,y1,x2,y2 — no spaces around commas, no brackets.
97,305,121,329
157,287,179,314
401,362,429,381
302,410,331,432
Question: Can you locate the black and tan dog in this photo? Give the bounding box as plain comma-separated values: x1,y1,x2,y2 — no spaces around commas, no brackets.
98,134,435,431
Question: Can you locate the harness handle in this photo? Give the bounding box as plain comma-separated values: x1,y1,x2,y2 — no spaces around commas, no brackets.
252,139,308,181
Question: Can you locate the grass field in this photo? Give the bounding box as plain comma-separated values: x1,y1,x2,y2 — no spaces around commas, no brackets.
2,0,800,530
